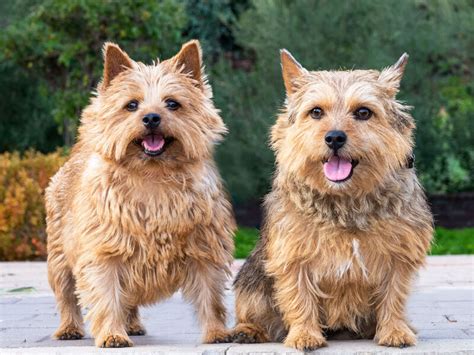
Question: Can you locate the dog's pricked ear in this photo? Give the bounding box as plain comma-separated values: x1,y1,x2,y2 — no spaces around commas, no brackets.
102,42,133,90
379,53,409,96
281,49,306,95
172,40,203,86
393,52,409,73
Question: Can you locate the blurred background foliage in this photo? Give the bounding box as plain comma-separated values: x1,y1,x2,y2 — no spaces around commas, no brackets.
1,0,472,199
1,0,186,147
0,0,473,258
212,0,474,200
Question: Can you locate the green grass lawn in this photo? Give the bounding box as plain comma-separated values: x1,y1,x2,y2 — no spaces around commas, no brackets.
431,227,474,255
234,227,474,258
234,227,260,258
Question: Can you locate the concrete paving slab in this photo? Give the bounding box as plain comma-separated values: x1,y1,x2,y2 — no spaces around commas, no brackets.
0,256,473,354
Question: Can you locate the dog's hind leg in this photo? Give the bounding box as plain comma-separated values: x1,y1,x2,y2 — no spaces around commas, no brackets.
46,170,85,340
232,288,281,343
48,252,84,340
126,306,146,336
231,244,284,344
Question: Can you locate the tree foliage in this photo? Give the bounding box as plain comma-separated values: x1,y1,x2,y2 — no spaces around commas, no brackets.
0,0,472,199
184,0,248,61
0,62,59,152
213,0,474,199
1,0,187,145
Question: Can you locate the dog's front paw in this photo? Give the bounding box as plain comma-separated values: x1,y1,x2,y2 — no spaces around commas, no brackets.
203,328,233,344
54,325,85,340
285,327,327,351
377,322,416,348
98,334,133,348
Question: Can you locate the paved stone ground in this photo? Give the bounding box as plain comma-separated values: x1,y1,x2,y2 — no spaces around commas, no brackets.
0,256,473,354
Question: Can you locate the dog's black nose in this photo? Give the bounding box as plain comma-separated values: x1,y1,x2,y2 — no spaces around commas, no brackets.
325,130,347,151
142,113,161,130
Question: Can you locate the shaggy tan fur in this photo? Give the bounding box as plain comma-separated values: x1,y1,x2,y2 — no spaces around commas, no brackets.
45,40,235,348
231,51,433,350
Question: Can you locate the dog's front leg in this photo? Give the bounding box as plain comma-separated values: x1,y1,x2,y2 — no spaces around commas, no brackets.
374,262,417,348
76,258,132,348
274,265,327,351
181,259,231,344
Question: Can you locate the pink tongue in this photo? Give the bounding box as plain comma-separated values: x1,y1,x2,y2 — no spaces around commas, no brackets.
323,156,353,181
142,134,165,152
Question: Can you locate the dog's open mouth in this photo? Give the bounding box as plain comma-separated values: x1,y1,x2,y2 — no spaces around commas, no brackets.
323,156,359,183
134,133,174,157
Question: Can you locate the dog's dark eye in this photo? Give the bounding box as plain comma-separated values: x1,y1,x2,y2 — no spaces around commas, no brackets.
165,99,180,111
354,107,372,120
125,100,139,112
310,107,324,119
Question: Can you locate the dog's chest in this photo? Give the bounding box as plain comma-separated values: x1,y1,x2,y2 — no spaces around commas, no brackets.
316,238,372,283
90,178,213,238
337,239,368,280
126,246,186,304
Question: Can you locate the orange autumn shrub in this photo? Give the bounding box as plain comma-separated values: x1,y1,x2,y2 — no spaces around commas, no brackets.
0,150,67,260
